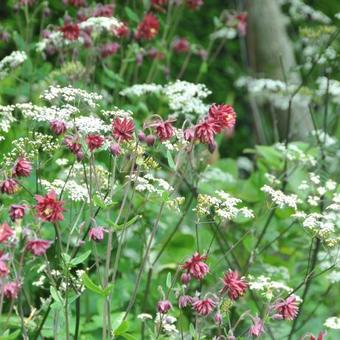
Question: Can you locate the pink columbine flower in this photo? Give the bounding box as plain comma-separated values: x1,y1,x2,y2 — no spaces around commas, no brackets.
26,239,51,256
182,252,209,280
12,157,32,177
0,223,14,243
194,119,219,144
184,128,195,142
221,270,248,300
64,136,82,154
178,295,193,309
249,317,265,337
215,312,223,325
50,120,67,135
273,296,299,320
86,134,104,151
0,261,9,277
172,37,190,53
235,13,247,37
116,22,130,38
308,331,326,340
157,300,172,314
9,204,26,221
60,23,80,41
112,118,135,142
186,0,203,10
100,42,120,58
89,227,106,242
0,179,19,195
151,120,175,141
136,13,159,40
192,298,216,316
208,104,237,132
3,281,20,299
35,190,65,223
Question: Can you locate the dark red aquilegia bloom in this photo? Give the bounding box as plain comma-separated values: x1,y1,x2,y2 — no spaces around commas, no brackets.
35,190,65,223
0,223,14,243
182,252,209,280
60,23,80,41
220,270,248,300
272,296,299,320
112,117,135,142
208,104,236,132
135,13,159,40
149,119,175,141
86,134,104,151
12,157,32,177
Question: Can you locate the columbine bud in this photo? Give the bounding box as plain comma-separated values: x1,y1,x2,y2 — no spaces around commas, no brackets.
0,179,19,195
215,312,222,325
145,135,156,146
138,131,146,143
178,295,192,309
76,151,84,162
109,143,121,156
184,128,195,142
180,272,191,284
12,157,32,177
208,141,217,154
51,120,67,135
9,205,26,221
157,300,172,314
88,227,106,242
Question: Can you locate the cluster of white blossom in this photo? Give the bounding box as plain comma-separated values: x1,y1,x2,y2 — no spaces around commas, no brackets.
101,108,133,118
128,173,174,198
41,85,102,108
275,143,316,166
74,116,110,135
317,77,340,105
79,16,123,35
210,27,238,40
303,45,337,69
40,179,89,202
121,80,211,118
324,316,340,330
236,76,312,110
0,51,27,80
155,313,179,336
120,84,163,97
261,185,299,209
311,130,337,147
195,190,254,221
279,0,331,24
0,105,16,140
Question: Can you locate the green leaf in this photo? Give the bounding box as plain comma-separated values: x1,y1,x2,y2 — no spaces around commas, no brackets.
166,151,176,170
70,250,91,267
166,272,172,288
0,330,21,340
50,286,63,304
112,215,141,231
82,273,106,297
93,195,107,209
125,7,139,23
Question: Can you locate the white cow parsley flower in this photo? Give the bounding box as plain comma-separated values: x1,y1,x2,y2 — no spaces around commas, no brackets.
0,51,27,80
324,316,340,329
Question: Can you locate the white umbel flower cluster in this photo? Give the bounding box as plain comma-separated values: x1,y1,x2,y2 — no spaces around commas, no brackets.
0,51,27,80
120,84,163,97
79,16,123,35
0,105,16,140
195,190,254,221
261,185,298,209
324,316,340,329
41,85,102,108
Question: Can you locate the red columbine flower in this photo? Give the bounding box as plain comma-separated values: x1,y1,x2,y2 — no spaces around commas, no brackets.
0,223,14,243
221,270,248,300
273,296,299,320
3,281,20,300
0,179,19,195
151,120,175,141
192,298,216,316
51,120,67,135
35,190,65,223
208,104,236,132
235,13,247,37
116,22,130,38
157,300,172,314
86,134,104,151
9,204,26,221
172,37,190,53
12,157,32,177
178,295,193,309
0,261,9,278
186,0,203,10
60,23,80,41
249,317,265,337
88,227,106,242
26,239,51,256
100,42,120,58
64,136,82,154
136,13,159,40
182,253,209,280
194,119,218,144
112,117,135,142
